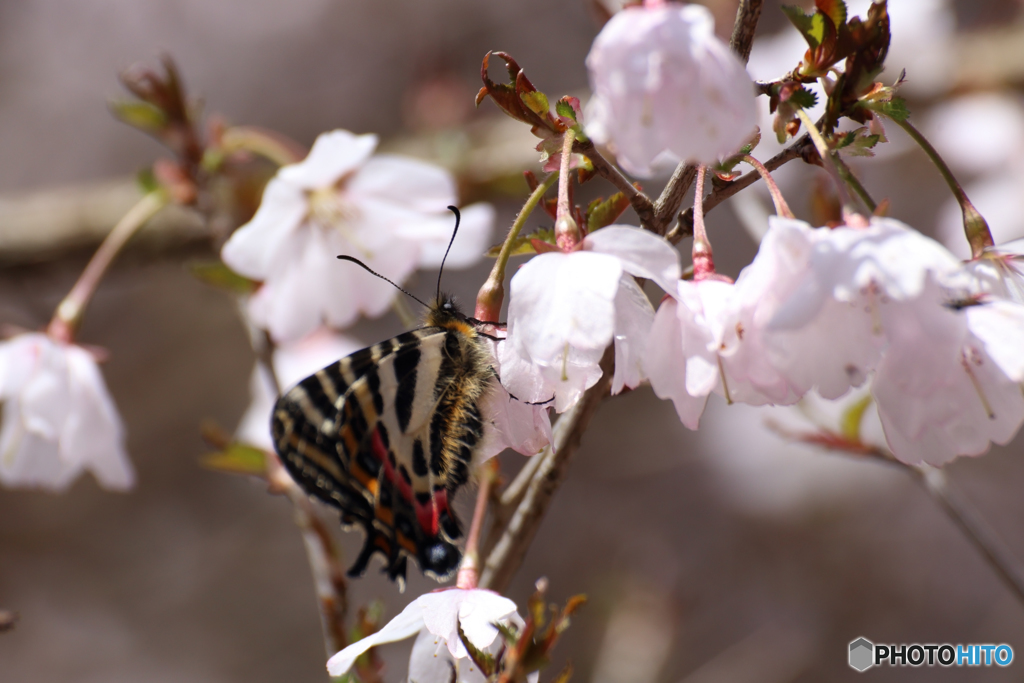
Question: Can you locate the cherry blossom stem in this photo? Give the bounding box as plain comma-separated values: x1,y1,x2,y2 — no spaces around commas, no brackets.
574,137,655,229
253,329,351,660
47,190,168,343
832,154,878,213
691,166,717,280
475,171,558,321
795,109,863,224
456,459,500,589
912,465,1024,607
670,133,812,243
777,422,1024,608
887,115,994,258
219,125,307,167
479,347,615,592
741,155,795,218
555,129,580,250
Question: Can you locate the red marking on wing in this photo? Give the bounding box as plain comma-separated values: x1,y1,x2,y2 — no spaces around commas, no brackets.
414,498,439,537
372,428,414,505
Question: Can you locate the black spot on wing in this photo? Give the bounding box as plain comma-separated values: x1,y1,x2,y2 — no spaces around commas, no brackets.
393,345,421,432
365,368,384,416
412,439,428,477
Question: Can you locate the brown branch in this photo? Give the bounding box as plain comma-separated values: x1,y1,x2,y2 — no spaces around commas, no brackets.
575,138,657,231
667,135,811,243
651,0,765,235
479,347,615,593
729,0,765,64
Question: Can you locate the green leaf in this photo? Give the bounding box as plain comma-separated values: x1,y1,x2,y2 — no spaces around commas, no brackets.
189,260,259,293
873,96,910,122
201,442,269,477
110,100,167,133
586,192,630,232
457,620,497,677
555,97,579,122
520,90,550,118
815,0,847,32
835,127,880,157
782,5,826,49
789,87,819,110
485,228,555,258
136,167,160,194
840,394,874,442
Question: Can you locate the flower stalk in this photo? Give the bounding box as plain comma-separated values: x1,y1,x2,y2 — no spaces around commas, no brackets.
474,171,559,322
886,115,994,258
741,155,795,219
795,109,865,226
219,125,307,167
48,189,169,343
691,166,717,280
555,128,580,251
455,458,500,590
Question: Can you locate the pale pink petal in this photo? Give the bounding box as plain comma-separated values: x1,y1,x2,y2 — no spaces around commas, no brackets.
584,226,681,294
326,600,425,676
63,347,133,490
348,154,456,211
508,252,622,361
417,589,519,658
280,130,378,190
611,275,654,394
645,296,708,429
477,376,552,460
401,203,495,269
221,178,308,279
966,300,1024,381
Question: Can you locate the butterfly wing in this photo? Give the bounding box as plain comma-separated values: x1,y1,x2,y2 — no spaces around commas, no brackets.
272,327,487,584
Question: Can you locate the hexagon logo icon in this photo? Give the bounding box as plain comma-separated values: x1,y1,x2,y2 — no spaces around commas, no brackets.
849,637,874,672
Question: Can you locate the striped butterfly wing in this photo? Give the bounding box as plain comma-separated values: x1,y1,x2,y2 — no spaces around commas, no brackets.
272,327,486,584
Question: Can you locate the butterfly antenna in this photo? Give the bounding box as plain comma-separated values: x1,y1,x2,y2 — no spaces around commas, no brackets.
336,255,430,309
437,205,460,301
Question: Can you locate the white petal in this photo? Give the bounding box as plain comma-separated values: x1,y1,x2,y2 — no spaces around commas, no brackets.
966,300,1024,381
508,252,622,362
645,296,708,429
584,226,681,294
417,589,518,658
279,130,378,190
63,347,134,490
221,178,308,280
403,203,495,269
477,376,552,460
326,600,425,676
348,154,456,211
611,275,654,394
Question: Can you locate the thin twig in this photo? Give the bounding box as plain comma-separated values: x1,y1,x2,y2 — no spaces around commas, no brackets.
456,459,500,589
729,0,765,64
479,347,615,592
574,137,656,230
771,419,1024,609
909,465,1024,607
253,329,351,661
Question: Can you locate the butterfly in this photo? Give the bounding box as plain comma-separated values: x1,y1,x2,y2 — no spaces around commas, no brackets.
271,207,495,587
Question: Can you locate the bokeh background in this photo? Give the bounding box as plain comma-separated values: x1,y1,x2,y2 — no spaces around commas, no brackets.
3,0,1024,681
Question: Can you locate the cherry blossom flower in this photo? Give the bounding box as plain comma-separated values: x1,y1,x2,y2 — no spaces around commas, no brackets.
763,216,962,400
326,588,521,680
221,129,494,341
585,2,757,176
872,282,1024,465
0,332,134,491
477,368,553,459
235,327,364,451
962,240,1024,304
501,226,680,412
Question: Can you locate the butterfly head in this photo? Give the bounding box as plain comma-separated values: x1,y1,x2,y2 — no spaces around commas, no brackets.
426,292,476,335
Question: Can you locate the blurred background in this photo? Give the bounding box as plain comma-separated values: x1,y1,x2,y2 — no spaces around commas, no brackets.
2,0,1024,681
